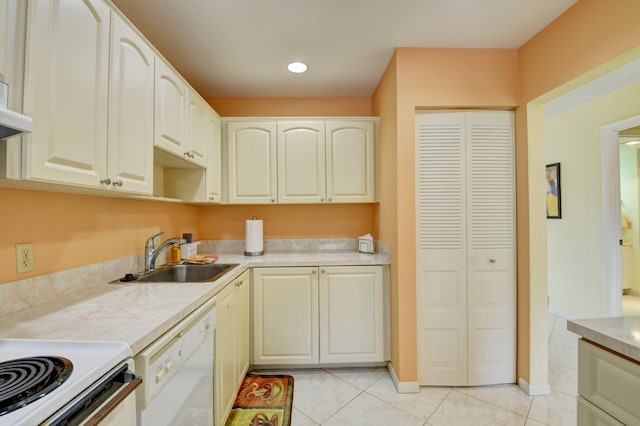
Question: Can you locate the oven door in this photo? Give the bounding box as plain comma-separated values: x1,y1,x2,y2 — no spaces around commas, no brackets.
43,360,141,426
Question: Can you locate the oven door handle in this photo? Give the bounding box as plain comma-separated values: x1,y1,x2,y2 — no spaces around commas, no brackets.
83,376,142,426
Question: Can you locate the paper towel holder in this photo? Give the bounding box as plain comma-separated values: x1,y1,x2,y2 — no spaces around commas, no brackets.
245,216,264,256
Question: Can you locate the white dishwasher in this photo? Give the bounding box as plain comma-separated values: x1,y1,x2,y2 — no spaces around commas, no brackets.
135,297,216,426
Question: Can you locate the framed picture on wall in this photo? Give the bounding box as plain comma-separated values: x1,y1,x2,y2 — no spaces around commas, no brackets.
546,162,561,219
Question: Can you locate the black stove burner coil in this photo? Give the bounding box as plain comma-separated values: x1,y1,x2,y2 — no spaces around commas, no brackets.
0,356,73,416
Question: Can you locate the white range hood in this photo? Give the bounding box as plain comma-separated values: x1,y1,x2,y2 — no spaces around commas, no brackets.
0,81,32,140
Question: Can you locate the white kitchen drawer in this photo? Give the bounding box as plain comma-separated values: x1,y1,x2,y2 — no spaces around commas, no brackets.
578,339,640,425
577,396,624,426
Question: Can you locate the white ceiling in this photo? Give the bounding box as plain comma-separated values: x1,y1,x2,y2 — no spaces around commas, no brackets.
111,0,577,98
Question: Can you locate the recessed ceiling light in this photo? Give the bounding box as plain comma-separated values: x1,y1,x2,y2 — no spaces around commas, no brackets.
625,140,640,145
287,61,308,74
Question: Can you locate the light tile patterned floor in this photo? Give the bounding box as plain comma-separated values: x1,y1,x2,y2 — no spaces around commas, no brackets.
256,313,580,425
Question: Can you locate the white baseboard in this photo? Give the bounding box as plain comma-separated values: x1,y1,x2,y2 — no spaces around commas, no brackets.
519,377,551,396
387,362,419,394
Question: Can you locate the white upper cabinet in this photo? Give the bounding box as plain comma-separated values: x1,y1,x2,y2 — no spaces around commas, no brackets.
155,59,209,167
23,0,110,187
224,118,377,204
186,89,208,167
226,121,277,204
107,12,154,194
154,58,188,158
277,122,326,203
22,1,154,194
205,111,222,202
326,121,375,203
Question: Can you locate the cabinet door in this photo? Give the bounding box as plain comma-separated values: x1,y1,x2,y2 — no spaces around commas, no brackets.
234,270,251,385
107,13,154,194
416,111,468,386
577,397,625,426
23,0,110,186
186,89,208,167
154,58,187,158
578,339,640,425
205,112,222,202
214,284,236,426
465,111,515,386
277,122,326,203
227,122,277,204
252,267,319,365
319,266,384,363
325,121,375,203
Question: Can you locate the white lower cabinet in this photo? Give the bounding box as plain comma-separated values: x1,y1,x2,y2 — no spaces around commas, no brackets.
319,266,384,363
577,397,624,426
577,339,640,425
214,270,250,426
252,266,384,366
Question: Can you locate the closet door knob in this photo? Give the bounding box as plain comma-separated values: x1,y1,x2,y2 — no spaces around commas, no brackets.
100,177,111,185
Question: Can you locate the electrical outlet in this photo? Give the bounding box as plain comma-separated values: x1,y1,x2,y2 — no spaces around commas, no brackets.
16,243,34,274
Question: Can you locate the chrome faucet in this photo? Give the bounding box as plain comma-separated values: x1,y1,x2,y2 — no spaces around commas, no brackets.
143,232,186,273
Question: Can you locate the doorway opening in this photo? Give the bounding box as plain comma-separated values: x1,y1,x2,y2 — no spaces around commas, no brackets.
602,116,640,316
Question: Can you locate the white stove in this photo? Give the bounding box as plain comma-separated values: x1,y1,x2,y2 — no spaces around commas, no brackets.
0,338,133,426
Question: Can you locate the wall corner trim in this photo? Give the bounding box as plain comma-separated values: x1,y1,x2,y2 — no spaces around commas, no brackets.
387,362,419,394
519,377,551,396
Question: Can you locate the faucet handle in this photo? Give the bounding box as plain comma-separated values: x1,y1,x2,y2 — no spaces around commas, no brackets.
146,231,165,247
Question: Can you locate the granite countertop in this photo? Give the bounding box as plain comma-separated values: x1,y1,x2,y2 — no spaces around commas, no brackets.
567,316,640,362
0,247,389,355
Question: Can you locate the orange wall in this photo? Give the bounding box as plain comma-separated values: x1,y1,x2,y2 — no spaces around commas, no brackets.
199,204,374,240
0,188,198,284
373,48,519,382
372,52,399,376
519,0,640,103
515,0,640,386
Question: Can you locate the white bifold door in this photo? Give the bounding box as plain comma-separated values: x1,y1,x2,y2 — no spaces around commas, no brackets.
416,110,515,386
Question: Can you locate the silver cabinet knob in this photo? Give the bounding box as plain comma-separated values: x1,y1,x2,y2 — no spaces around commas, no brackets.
112,178,123,187
320,198,325,202
312,269,317,274
271,199,275,203
489,258,496,264
100,177,111,185
328,198,333,202
320,268,326,273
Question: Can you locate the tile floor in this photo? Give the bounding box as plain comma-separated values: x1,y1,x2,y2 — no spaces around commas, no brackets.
254,313,580,425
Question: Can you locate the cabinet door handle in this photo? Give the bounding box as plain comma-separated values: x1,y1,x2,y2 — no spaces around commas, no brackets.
112,178,123,187
320,268,326,273
328,198,332,202
489,258,496,264
271,199,275,203
100,177,111,185
320,198,325,202
312,269,317,274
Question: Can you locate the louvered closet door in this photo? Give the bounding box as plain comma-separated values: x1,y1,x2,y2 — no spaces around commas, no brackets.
416,112,468,386
466,111,515,385
416,110,515,387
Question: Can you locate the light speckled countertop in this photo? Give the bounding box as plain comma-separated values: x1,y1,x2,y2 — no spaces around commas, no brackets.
0,249,388,355
567,316,640,362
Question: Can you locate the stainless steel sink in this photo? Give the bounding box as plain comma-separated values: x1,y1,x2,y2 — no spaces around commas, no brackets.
115,263,239,283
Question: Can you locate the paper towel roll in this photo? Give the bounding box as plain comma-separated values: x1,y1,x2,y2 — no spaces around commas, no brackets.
245,218,264,256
